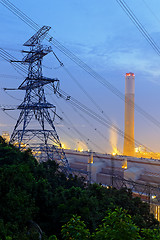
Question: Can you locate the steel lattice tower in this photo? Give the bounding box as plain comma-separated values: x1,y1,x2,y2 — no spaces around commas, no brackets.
10,26,71,174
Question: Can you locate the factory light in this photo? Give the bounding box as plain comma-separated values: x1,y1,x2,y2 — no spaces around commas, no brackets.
152,195,156,199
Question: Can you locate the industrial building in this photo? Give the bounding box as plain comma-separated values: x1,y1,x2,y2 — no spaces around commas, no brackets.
66,149,160,220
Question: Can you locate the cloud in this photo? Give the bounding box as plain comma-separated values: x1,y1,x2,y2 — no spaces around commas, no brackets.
64,30,160,86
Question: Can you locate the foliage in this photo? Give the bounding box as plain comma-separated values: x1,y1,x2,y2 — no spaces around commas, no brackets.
53,210,160,240
92,208,140,240
87,184,159,229
140,228,160,240
0,136,159,239
48,236,58,240
61,215,90,240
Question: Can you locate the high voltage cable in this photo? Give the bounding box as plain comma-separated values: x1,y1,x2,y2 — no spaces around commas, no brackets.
0,48,28,74
47,85,115,152
0,47,22,52
0,0,39,31
63,66,111,122
52,50,111,122
2,0,160,136
1,59,156,156
56,126,79,148
0,44,114,149
46,88,106,152
47,40,160,130
2,1,160,186
2,0,160,132
71,105,122,154
1,0,160,156
1,109,17,120
0,56,106,153
0,38,158,157
116,0,160,55
46,84,157,156
62,92,157,155
142,0,160,25
0,47,158,157
3,90,22,101
62,115,106,153
0,74,21,79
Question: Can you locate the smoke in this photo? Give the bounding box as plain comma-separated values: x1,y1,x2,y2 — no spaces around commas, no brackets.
110,124,120,154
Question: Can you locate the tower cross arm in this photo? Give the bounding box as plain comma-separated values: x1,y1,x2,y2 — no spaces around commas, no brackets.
22,46,52,63
23,26,51,46
18,77,59,90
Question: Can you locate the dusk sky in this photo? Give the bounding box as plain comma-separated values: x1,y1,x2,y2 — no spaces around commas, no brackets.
1,0,160,154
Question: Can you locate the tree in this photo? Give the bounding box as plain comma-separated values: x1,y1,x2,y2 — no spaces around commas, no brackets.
0,137,159,239
87,184,159,229
61,215,90,240
92,208,140,240
140,228,160,240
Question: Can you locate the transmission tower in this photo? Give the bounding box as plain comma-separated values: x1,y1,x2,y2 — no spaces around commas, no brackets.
10,26,71,174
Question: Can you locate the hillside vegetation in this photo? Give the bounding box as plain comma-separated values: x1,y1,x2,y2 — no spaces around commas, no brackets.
0,136,159,239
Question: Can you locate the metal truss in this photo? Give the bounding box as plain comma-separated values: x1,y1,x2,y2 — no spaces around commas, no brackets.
9,26,71,175
112,175,160,205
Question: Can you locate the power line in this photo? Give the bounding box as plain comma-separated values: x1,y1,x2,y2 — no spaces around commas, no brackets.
1,109,17,120
0,74,22,79
71,105,122,154
116,0,160,55
0,48,28,74
63,66,111,122
2,0,160,132
1,45,117,153
1,0,160,157
46,89,106,152
142,0,160,26
0,0,39,31
0,39,158,156
46,84,158,156
3,89,22,101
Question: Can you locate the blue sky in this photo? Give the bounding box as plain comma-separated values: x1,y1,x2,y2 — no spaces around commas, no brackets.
1,0,160,153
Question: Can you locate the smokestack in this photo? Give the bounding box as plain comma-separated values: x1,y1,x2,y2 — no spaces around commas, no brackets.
123,72,135,156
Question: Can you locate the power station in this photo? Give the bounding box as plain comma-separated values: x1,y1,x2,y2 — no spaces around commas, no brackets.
123,72,135,156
